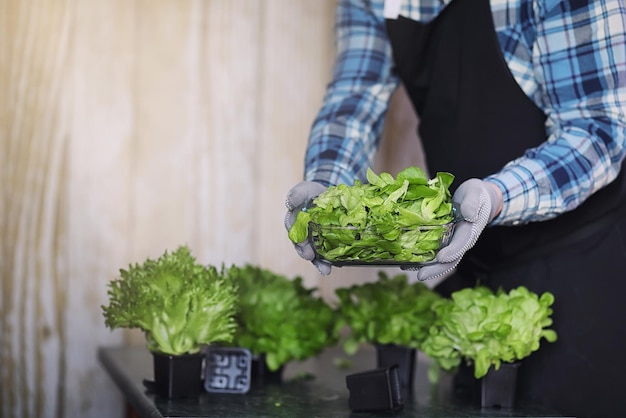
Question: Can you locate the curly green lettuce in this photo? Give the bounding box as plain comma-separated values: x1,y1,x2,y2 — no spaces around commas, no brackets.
102,245,238,355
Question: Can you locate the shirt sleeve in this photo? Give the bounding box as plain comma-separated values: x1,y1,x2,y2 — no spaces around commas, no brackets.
487,0,626,226
303,0,400,186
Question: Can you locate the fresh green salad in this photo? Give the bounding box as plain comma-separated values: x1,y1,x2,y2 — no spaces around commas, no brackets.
288,166,455,263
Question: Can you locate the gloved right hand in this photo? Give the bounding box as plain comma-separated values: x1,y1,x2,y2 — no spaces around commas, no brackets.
415,178,501,281
284,181,332,275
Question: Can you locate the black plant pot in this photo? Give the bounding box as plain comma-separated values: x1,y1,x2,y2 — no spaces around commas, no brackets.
346,366,404,413
453,361,520,409
451,360,477,403
250,354,284,384
374,344,416,394
151,351,204,399
480,362,520,409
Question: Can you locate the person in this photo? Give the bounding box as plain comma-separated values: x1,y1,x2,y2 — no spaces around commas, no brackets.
283,0,626,417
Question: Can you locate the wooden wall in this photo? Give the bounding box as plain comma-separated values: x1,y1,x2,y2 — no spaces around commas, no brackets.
0,1,425,417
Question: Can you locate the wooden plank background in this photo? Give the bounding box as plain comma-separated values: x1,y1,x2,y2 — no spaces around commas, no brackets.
0,1,425,417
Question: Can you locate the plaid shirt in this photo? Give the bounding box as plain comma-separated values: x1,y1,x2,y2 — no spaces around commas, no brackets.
304,0,626,225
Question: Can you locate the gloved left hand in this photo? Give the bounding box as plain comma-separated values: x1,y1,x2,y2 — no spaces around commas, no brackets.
416,178,502,281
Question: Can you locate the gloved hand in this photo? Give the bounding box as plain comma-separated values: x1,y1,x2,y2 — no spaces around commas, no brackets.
284,181,332,275
416,178,502,281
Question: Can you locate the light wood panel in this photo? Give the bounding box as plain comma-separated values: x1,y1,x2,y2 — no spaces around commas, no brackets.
132,0,209,261
1,0,73,417
67,0,136,416
1,1,340,417
198,0,264,267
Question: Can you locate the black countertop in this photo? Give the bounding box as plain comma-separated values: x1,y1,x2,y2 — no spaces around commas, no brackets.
98,345,570,418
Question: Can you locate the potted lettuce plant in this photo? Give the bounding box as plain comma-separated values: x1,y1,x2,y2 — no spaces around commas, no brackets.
101,245,238,398
224,264,340,383
421,285,557,408
334,271,443,392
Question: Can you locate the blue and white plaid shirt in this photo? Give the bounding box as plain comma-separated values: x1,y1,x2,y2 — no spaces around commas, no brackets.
304,0,626,226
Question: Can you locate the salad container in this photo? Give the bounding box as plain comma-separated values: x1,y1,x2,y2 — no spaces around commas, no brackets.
289,167,461,269
308,217,458,269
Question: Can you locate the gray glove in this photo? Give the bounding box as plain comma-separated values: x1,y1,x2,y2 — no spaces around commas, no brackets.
284,181,332,275
416,178,501,281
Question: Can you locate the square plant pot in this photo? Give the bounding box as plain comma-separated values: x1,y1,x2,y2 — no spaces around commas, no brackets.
375,344,416,394
481,362,520,409
346,366,404,413
453,361,520,409
250,353,284,385
152,351,204,399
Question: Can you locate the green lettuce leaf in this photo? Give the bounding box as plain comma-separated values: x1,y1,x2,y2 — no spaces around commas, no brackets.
421,285,558,379
102,246,238,355
227,264,340,371
335,271,443,354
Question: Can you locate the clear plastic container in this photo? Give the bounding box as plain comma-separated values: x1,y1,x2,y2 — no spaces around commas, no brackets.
307,219,458,269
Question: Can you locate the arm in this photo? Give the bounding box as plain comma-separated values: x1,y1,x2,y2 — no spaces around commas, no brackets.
304,0,400,187
287,0,398,276
487,0,626,226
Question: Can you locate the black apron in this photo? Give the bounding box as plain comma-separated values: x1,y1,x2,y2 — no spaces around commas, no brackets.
385,1,626,416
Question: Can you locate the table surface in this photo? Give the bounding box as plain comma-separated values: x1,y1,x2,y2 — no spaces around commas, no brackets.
98,345,571,418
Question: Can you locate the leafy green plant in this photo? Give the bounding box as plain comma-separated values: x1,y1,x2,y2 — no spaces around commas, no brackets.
335,271,444,354
288,166,455,263
225,264,340,371
102,245,238,356
421,285,557,380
